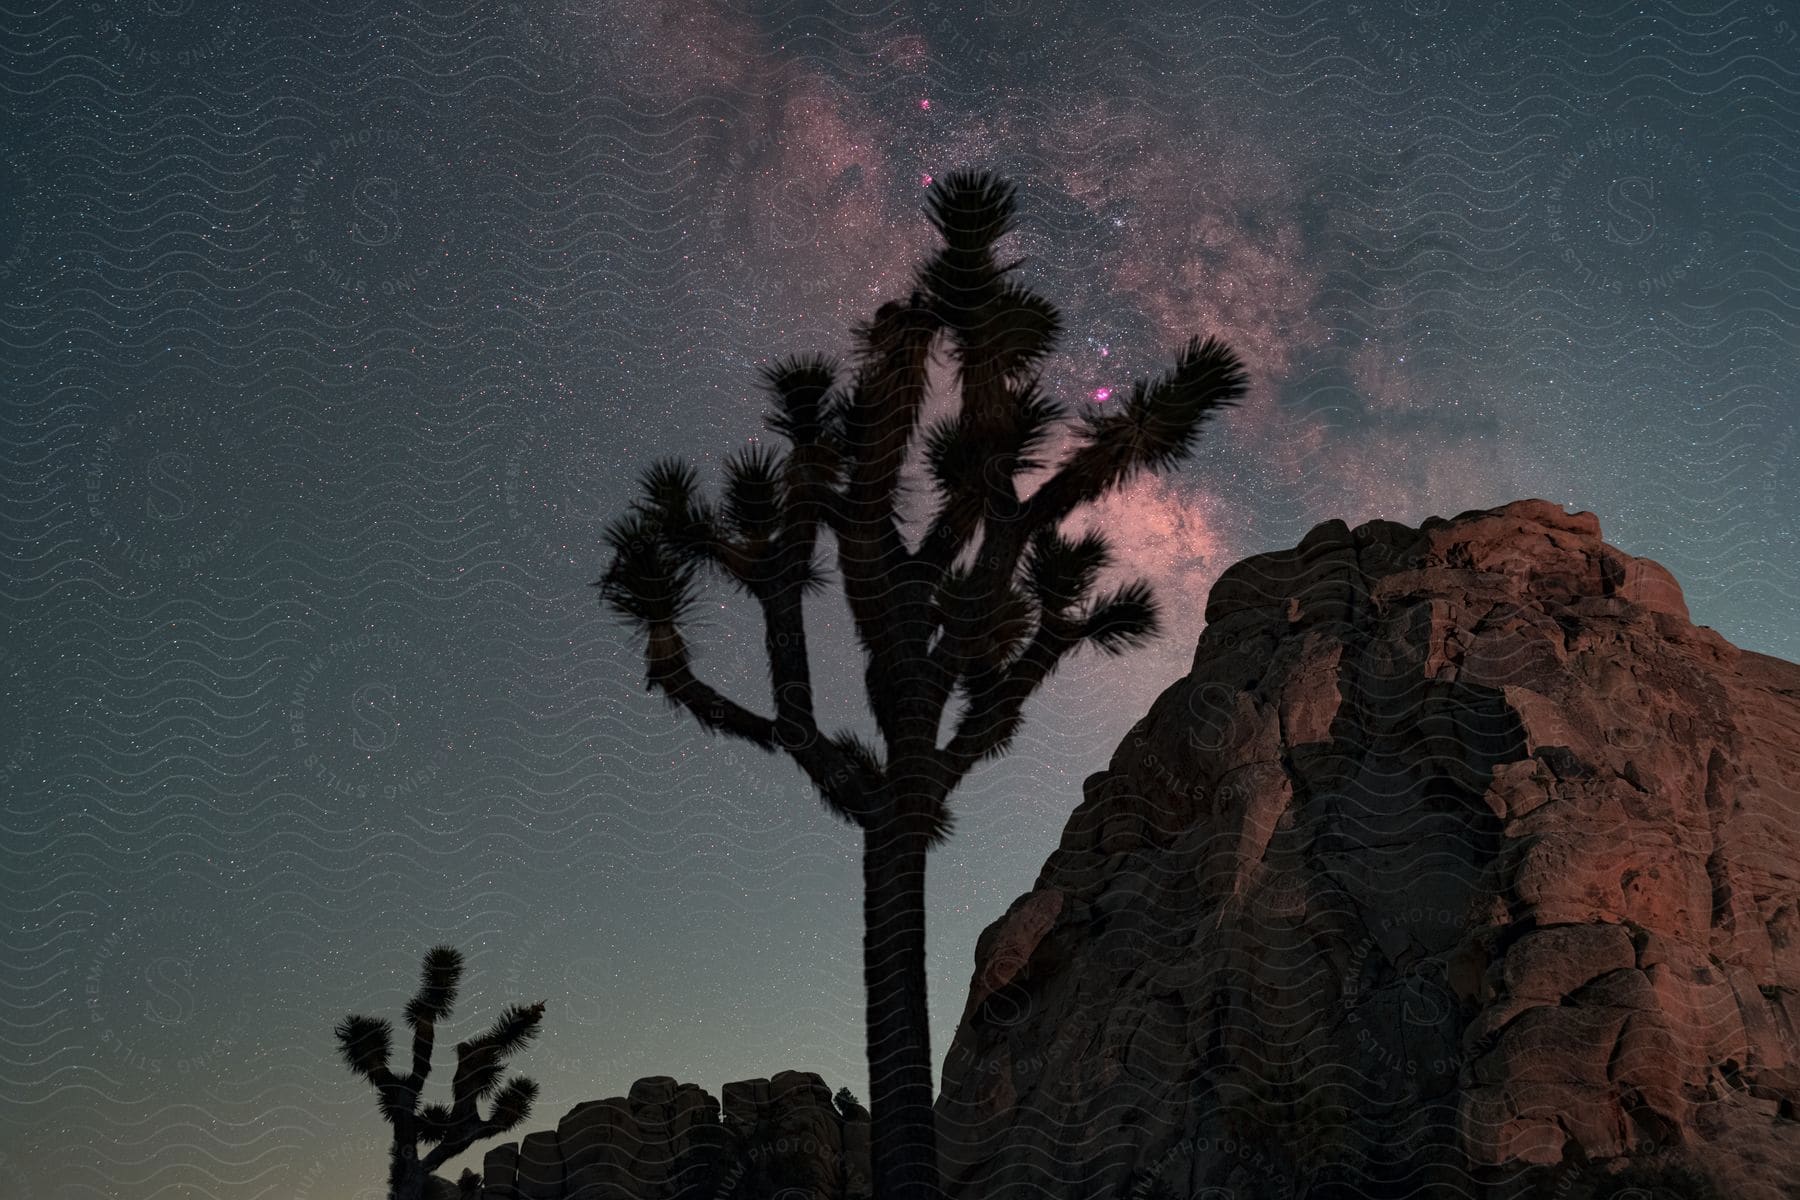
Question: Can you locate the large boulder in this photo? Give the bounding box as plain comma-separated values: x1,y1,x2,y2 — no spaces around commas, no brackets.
477,1072,869,1200
935,500,1800,1200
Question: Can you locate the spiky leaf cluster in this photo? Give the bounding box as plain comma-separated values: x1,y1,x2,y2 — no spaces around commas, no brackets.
334,1013,393,1079
761,353,838,446
720,443,787,546
1062,334,1247,500
404,944,461,1025
1025,529,1111,615
333,946,546,1187
597,168,1246,838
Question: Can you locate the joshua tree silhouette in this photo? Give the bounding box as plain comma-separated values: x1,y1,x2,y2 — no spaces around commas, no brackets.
334,945,545,1200
597,169,1247,1200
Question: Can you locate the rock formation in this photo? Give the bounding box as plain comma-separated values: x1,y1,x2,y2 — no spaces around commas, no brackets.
469,502,1796,1199
475,1071,870,1200
935,500,1800,1199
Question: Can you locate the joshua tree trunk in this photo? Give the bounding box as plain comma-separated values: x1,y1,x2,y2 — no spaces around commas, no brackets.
389,1140,425,1200
862,812,939,1200
597,170,1248,1200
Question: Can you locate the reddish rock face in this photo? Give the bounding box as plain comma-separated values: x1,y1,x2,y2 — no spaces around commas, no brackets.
935,500,1800,1200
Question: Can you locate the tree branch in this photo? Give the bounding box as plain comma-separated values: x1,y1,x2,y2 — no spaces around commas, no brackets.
911,500,980,583
421,1119,500,1172
788,733,879,827
840,298,935,523
759,439,834,750
938,612,1082,785
420,1077,537,1171
407,1019,433,1091
640,620,779,750
833,299,938,743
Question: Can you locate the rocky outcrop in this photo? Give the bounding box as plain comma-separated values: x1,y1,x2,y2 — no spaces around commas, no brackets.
935,500,1800,1199
476,1071,869,1200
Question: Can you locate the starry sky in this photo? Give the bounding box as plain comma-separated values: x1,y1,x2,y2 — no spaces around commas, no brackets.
3,2,1798,1196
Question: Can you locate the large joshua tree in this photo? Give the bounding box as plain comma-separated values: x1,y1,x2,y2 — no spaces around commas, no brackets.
334,945,545,1200
597,170,1247,1200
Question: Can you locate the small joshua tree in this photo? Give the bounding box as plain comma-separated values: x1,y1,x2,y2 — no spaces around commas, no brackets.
334,945,545,1200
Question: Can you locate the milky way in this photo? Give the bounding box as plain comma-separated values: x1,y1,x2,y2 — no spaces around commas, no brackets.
1,3,1796,1195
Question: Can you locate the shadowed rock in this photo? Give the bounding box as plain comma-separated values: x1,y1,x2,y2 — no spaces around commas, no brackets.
935,499,1800,1200
477,1071,870,1200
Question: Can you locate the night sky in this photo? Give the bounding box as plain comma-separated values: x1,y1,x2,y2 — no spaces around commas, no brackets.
3,2,1798,1195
